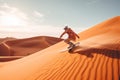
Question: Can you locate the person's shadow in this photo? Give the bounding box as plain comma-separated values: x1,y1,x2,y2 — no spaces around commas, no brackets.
72,44,120,59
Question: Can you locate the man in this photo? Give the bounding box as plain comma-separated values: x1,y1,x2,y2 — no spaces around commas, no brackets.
60,26,80,49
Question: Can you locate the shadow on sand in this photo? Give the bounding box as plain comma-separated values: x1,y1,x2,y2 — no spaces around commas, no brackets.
73,44,120,59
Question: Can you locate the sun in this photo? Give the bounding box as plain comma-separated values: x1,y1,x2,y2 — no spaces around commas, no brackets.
0,14,25,26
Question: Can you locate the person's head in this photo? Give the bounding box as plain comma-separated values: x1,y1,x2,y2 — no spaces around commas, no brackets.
64,26,68,30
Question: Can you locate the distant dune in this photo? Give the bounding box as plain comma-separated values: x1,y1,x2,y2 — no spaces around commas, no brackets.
0,37,16,43
0,16,120,80
0,36,62,61
0,36,62,56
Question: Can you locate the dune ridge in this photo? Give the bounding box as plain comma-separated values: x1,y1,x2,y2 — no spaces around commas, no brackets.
0,16,120,80
79,16,120,40
0,37,16,43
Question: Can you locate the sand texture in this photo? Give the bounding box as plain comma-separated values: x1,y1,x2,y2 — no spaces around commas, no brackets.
0,16,119,80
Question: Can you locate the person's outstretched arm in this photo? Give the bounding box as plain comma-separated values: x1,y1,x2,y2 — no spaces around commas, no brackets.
60,31,66,38
75,33,80,39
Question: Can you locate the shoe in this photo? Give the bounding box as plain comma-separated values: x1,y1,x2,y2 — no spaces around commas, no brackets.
68,44,75,49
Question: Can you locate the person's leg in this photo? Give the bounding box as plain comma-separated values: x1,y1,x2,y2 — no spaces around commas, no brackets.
64,39,70,44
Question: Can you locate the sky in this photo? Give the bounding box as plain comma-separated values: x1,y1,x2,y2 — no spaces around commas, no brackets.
0,0,120,38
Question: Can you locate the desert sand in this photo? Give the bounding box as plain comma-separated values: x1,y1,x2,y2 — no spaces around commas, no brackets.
0,36,62,61
0,16,120,80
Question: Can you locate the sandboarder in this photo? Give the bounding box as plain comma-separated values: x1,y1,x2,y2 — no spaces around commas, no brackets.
60,26,80,49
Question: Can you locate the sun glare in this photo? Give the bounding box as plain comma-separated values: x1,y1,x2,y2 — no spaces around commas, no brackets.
1,14,25,26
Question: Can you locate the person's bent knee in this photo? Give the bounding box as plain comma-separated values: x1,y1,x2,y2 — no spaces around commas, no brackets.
64,39,70,44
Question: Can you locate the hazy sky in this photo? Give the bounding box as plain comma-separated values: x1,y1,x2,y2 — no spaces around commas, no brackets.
0,0,120,38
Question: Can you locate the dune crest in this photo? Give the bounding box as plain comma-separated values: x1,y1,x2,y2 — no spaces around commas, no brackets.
0,37,16,43
79,16,120,40
0,16,120,80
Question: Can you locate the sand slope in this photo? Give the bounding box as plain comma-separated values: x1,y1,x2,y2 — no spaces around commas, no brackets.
0,36,62,56
79,16,120,40
0,16,120,80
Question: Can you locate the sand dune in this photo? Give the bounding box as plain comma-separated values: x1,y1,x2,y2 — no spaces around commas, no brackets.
0,37,16,43
0,56,23,62
0,36,62,56
0,42,11,56
79,16,120,40
0,16,120,80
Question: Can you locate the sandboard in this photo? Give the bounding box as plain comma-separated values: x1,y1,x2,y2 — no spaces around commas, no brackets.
60,42,80,53
68,42,80,53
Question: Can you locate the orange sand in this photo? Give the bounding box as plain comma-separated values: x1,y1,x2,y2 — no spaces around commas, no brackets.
0,16,119,80
0,36,62,56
